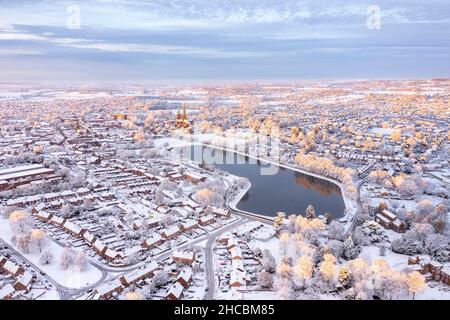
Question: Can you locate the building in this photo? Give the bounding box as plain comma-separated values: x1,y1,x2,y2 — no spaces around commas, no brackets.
165,282,184,300
198,214,215,226
179,219,198,232
0,284,15,300
119,262,158,286
177,268,193,288
375,209,406,233
95,280,123,300
172,250,196,265
0,164,60,191
2,260,24,277
160,225,180,240
13,272,33,291
175,105,190,129
408,256,449,285
143,234,164,249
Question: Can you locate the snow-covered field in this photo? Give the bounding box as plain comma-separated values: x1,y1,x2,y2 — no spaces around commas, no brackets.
0,219,103,289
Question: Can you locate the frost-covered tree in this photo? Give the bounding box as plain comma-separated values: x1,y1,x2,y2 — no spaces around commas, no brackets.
9,210,31,234
258,271,274,289
17,233,31,253
294,255,313,288
328,221,344,241
279,232,290,255
408,271,426,300
260,249,276,273
343,236,360,260
325,240,344,260
75,251,89,271
40,250,54,265
338,266,352,289
353,226,369,246
30,229,47,253
274,276,294,300
348,258,369,282
305,205,316,220
319,254,337,286
60,247,77,270
273,212,286,233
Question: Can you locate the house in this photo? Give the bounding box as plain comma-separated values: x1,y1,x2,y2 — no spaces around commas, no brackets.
143,234,164,249
119,262,158,286
198,214,215,226
63,221,85,237
95,280,123,300
92,239,107,255
212,206,230,218
227,238,239,250
177,268,193,288
229,270,246,288
179,219,198,232
165,282,184,300
230,246,243,260
231,259,245,272
36,210,53,222
184,170,206,184
0,255,7,268
375,209,406,233
0,284,15,300
13,271,33,291
172,250,196,265
83,231,96,246
32,203,46,214
49,215,65,227
160,225,180,240
441,266,450,285
104,249,124,262
2,260,24,277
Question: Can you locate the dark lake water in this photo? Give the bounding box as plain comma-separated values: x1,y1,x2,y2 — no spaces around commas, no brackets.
182,145,345,218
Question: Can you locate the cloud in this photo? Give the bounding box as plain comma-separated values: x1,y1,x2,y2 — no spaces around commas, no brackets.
0,32,47,41
63,41,267,58
0,48,44,56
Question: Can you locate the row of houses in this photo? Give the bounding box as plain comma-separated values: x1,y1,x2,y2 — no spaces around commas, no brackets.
33,210,127,263
93,261,159,300
218,234,249,288
0,256,34,299
408,256,450,285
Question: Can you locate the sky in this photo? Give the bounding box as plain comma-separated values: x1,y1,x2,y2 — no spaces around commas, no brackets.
0,0,449,83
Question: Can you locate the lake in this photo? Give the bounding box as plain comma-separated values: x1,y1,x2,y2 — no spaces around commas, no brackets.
182,145,346,218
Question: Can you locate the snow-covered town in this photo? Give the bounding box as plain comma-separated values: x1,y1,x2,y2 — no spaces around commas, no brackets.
0,79,448,300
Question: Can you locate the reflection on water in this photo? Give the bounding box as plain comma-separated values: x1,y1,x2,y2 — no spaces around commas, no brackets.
181,145,345,218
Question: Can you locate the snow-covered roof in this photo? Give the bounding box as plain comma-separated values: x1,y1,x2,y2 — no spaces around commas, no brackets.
199,214,215,223
180,219,198,229
161,225,180,237
230,246,242,259
95,280,122,296
172,250,195,262
166,282,184,299
3,260,21,274
63,221,83,234
15,271,33,287
144,234,163,247
0,284,15,299
122,262,158,284
177,268,193,283
230,269,246,285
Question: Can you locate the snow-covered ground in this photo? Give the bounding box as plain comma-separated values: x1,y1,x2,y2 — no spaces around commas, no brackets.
0,219,103,289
